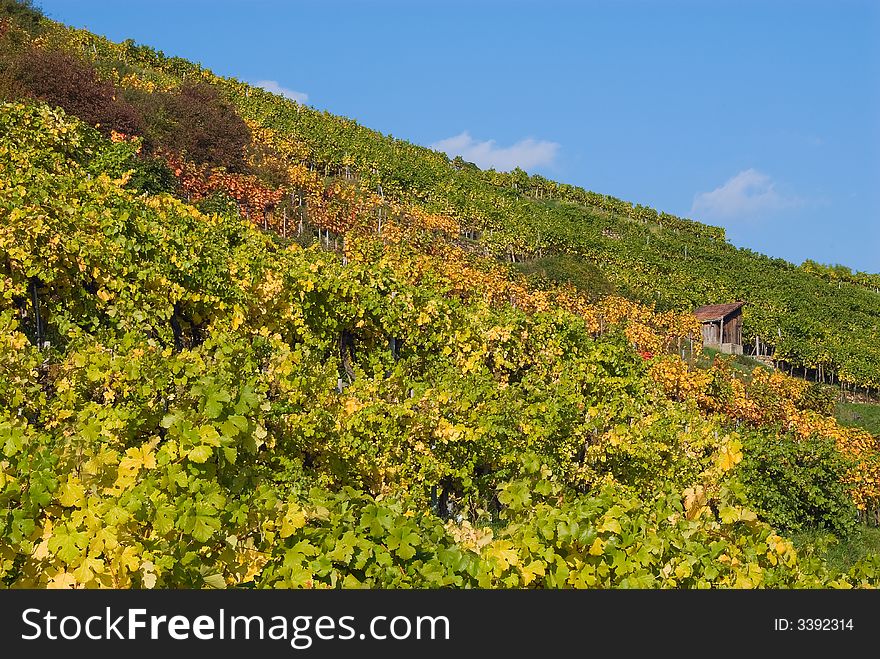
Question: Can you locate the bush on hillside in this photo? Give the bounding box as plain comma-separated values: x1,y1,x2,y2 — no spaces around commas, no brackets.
737,429,858,537
126,155,177,195
515,254,616,301
7,46,143,135
130,82,251,172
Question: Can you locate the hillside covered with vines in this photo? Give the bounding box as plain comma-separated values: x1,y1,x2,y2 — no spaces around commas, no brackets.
3,3,878,389
1,2,880,589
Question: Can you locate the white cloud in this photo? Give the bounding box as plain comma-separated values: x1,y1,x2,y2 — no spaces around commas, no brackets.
254,80,308,104
691,169,802,221
430,131,559,172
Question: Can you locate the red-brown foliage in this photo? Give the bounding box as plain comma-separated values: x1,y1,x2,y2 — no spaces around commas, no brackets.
136,82,251,172
9,47,143,135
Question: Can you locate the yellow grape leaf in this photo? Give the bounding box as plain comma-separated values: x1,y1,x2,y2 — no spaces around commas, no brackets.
141,561,157,589
112,439,158,491
253,424,268,448
202,574,227,589
198,425,222,446
734,574,754,589
73,556,106,585
486,541,519,572
237,549,269,584
597,517,622,535
58,474,85,508
31,540,50,561
588,538,605,556
187,445,213,463
683,486,708,520
116,545,141,573
768,534,789,555
46,571,78,589
520,560,546,586
280,507,307,539
716,439,743,472
718,506,740,524
342,574,365,589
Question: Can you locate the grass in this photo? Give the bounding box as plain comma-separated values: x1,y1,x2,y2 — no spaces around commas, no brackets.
792,526,880,574
835,401,880,436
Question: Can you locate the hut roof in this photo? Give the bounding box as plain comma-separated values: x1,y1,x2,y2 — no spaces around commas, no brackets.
693,301,745,322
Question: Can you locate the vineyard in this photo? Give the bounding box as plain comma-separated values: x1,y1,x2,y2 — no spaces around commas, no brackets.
1,2,880,589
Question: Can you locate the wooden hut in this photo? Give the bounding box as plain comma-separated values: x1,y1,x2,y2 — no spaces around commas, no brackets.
693,302,745,355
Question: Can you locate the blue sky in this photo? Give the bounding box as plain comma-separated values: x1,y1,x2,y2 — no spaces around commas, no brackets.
38,0,880,272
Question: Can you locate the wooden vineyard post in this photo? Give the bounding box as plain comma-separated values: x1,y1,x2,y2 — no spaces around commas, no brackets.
30,277,43,349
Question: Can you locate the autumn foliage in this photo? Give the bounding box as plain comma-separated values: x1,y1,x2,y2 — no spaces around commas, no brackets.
4,46,143,135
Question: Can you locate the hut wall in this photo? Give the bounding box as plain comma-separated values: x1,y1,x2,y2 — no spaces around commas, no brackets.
702,322,721,345
721,310,743,345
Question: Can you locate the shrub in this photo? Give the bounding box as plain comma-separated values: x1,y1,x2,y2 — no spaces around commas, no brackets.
81,133,175,195
736,429,858,537
127,155,177,195
134,82,251,172
8,47,143,135
515,254,616,301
